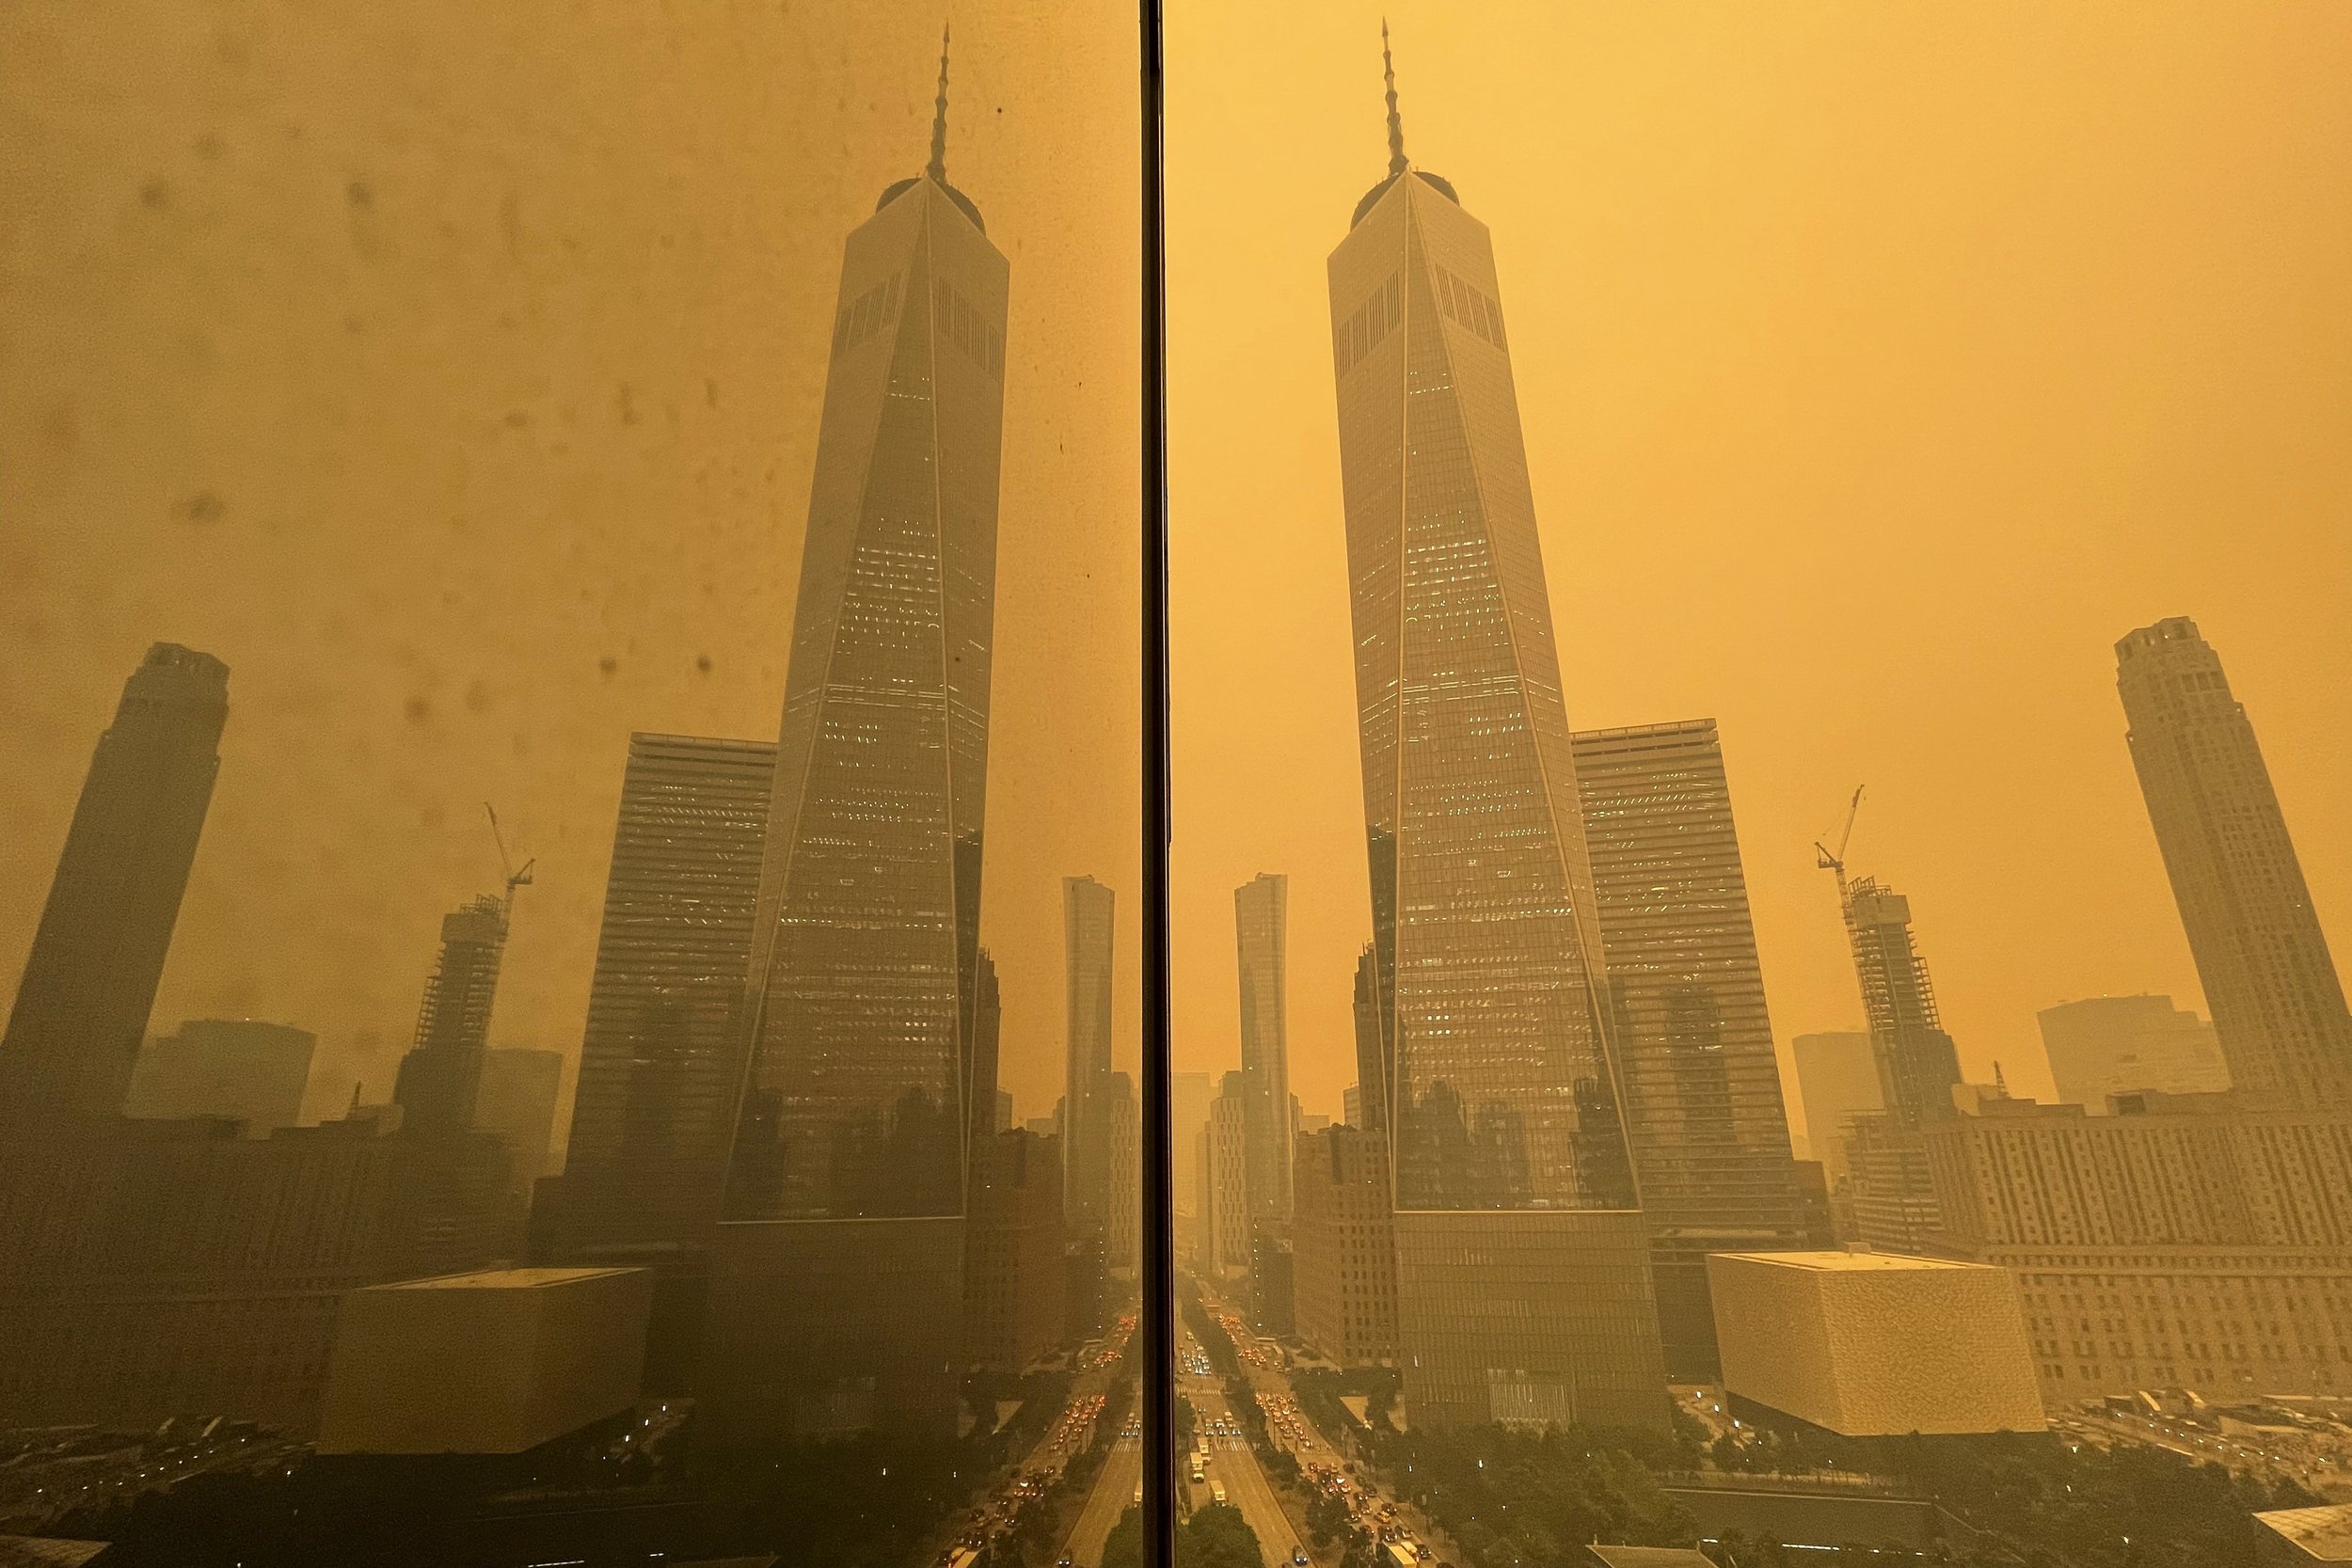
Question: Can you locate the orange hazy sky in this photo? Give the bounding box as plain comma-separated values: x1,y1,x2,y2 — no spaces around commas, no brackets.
5,5,2349,1158
1168,2,2352,1144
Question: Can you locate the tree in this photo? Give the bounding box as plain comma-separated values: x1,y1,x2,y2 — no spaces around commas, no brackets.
1103,1504,1145,1568
1181,1500,1265,1568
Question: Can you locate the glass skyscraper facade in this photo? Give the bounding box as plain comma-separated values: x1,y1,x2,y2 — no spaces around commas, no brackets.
1063,874,1117,1236
1571,719,1806,1382
1327,61,1665,1428
705,89,1009,1437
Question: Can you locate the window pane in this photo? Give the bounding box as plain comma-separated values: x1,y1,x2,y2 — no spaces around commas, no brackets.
0,5,1139,1564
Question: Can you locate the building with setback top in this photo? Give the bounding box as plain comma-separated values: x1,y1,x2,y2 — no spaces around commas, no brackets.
1,643,228,1129
705,41,1008,1440
2116,618,2352,1107
1235,874,1295,1223
1327,34,1664,1429
1571,720,1807,1380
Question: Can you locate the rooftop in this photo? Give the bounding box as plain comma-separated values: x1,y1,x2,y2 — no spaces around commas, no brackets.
2255,1504,2352,1561
373,1267,638,1291
1710,1248,1993,1275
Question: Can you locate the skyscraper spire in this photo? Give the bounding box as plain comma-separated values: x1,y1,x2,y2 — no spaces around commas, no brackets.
1381,19,1407,177
927,22,951,184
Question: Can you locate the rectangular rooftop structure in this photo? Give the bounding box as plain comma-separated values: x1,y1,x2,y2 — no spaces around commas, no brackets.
1708,1248,2044,1436
318,1266,653,1454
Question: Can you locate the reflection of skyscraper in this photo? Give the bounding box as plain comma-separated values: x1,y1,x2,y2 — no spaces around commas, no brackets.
1172,1069,1214,1217
1327,36,1664,1429
1234,872,1293,1221
1,643,228,1128
1789,1031,1881,1176
1572,720,1805,1382
392,896,509,1140
706,43,1008,1439
126,1019,315,1134
1062,875,1116,1234
2117,618,2352,1106
555,734,774,1282
476,1047,564,1195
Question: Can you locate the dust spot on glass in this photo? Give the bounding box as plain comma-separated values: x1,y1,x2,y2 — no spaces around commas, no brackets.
195,133,225,160
41,403,76,455
599,657,620,678
695,655,713,674
706,378,720,409
405,695,431,723
505,410,531,428
139,178,171,211
617,385,640,426
347,180,373,211
175,491,224,525
465,680,493,715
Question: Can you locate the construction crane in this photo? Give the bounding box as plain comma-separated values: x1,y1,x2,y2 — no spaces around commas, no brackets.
485,802,535,916
1814,784,1865,905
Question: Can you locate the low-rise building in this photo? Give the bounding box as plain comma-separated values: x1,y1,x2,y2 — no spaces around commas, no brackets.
317,1266,654,1454
1291,1125,1396,1367
1708,1247,2044,1436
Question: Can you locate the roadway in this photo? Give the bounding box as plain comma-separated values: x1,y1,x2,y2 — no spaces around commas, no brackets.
1064,1432,1141,1567
1189,1371,1309,1566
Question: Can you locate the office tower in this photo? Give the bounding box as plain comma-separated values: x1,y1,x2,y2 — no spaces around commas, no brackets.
1234,873,1295,1221
705,50,1008,1440
1790,1031,1882,1174
1571,720,1807,1380
1327,38,1664,1427
1921,1089,2352,1399
125,1019,315,1134
1293,1125,1398,1367
1,643,228,1127
1343,1084,1364,1130
963,1129,1067,1371
1349,943,1386,1133
2117,618,2352,1106
1105,1070,1139,1273
0,1106,421,1432
543,734,771,1387
1197,1072,1250,1280
392,896,510,1140
2038,995,2231,1109
1298,1111,1331,1133
995,1088,1014,1134
476,1048,564,1195
1708,1251,2043,1436
1061,875,1117,1236
1172,1069,1215,1217
1025,1115,1060,1138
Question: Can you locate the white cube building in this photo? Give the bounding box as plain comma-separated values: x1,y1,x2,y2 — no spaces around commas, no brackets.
319,1266,654,1454
1707,1248,2043,1436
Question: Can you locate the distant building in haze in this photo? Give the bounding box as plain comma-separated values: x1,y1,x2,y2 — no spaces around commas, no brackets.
1708,1249,2044,1437
2038,995,2230,1110
995,1087,1014,1134
1105,1071,1138,1274
476,1048,564,1196
392,896,510,1141
1062,876,1117,1238
125,1019,314,1135
1326,39,1663,1429
1572,719,1807,1381
1,643,228,1129
1234,873,1294,1222
1292,1125,1397,1367
1172,1069,1214,1217
1197,1072,1249,1281
704,55,1009,1441
1828,869,1961,1252
1789,1031,1881,1175
2117,618,2352,1106
1342,1083,1363,1131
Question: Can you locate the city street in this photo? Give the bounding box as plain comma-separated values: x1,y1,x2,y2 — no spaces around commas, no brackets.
1064,1432,1142,1568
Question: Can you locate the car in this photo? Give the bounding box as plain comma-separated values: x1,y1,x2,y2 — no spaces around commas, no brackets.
1294,1556,1311,1566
